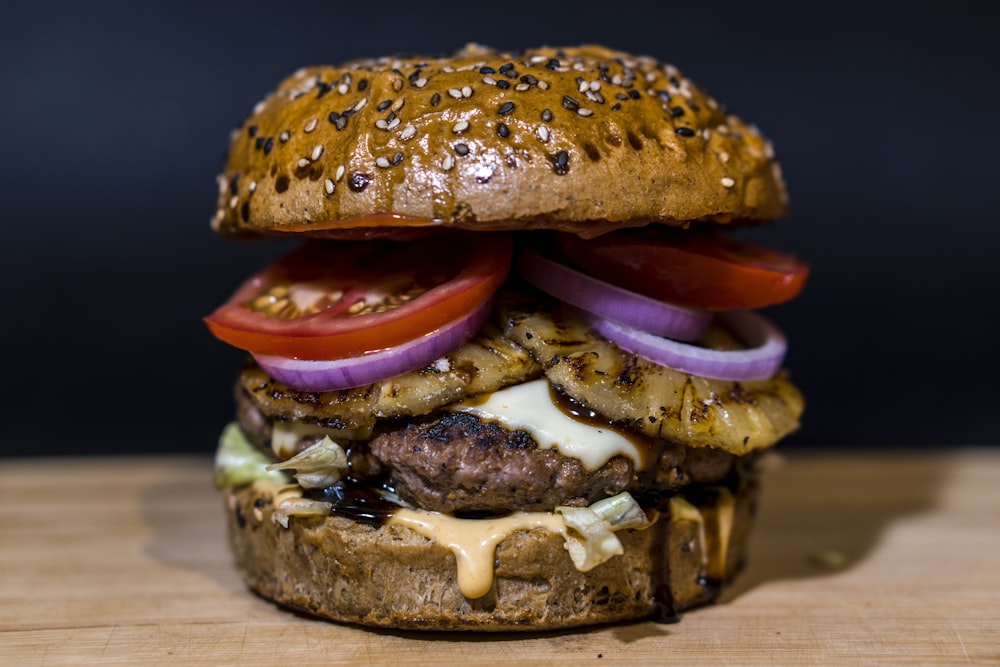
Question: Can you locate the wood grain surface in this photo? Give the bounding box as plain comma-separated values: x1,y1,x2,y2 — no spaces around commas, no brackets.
1,449,998,665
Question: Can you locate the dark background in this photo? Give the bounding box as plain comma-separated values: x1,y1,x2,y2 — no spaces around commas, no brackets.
2,1,997,456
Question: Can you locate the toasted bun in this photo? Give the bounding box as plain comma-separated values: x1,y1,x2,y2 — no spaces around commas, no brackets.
223,479,757,631
213,44,787,238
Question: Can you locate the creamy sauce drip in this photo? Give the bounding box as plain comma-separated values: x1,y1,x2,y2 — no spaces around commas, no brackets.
388,508,566,599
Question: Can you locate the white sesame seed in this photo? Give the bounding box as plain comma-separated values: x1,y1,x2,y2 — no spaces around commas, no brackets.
764,141,776,160
304,118,318,133
311,145,323,161
297,158,311,169
716,124,730,135
229,195,239,209
702,129,711,140
721,177,735,188
325,179,335,194
399,124,416,141
577,108,593,117
537,80,549,90
482,76,497,86
536,126,550,143
590,81,601,91
452,120,469,134
611,74,623,86
719,151,731,163
461,85,473,98
514,83,529,92
414,77,428,88
448,88,463,99
391,98,405,112
337,83,349,95
375,119,388,130
386,117,400,130
248,180,257,193
376,156,390,168
353,97,367,111
279,130,290,142
578,80,589,93
530,55,547,63
441,155,454,171
335,165,345,181
392,78,403,92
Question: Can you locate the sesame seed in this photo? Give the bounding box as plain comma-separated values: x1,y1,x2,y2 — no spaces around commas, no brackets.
589,81,601,91
441,154,455,171
387,117,400,130
391,151,403,166
454,143,469,156
499,62,514,73
247,125,258,137
335,116,347,131
577,108,593,117
452,120,470,134
325,178,335,194
552,150,570,175
399,124,416,141
483,76,497,86
479,66,496,74
337,83,349,95
676,127,696,137
718,151,731,163
578,80,589,93
248,180,257,193
229,195,238,209
357,79,368,91
562,95,580,111
721,177,735,188
335,165,346,181
498,101,515,115
263,137,274,155
375,119,388,130
311,145,323,161
376,156,390,168
328,111,340,123
430,92,441,106
391,98,405,112
377,99,392,111
496,79,510,90
448,88,463,99
392,78,403,92
348,172,370,192
629,90,641,100
353,98,367,112
279,130,290,143
461,85,473,98
670,106,685,117
537,80,550,90
541,108,553,122
536,126,550,143
497,122,509,138
545,58,560,70
297,157,311,169
413,77,428,88
304,118,318,133
515,83,530,92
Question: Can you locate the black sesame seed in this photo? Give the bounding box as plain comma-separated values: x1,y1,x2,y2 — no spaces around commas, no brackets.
670,106,685,117
341,108,355,119
499,62,514,73
541,108,553,122
386,111,396,123
240,200,250,222
496,79,510,90
479,66,496,74
335,116,347,131
247,125,258,138
629,90,641,100
408,69,422,82
520,74,538,86
391,151,403,166
498,101,515,116
657,90,671,102
616,93,628,101
550,150,570,175
611,103,621,111
545,58,560,70
377,99,392,111
263,137,274,155
316,82,331,98
431,92,441,106
454,143,469,156
676,127,696,137
229,172,240,195
348,172,371,192
357,79,368,91
669,75,681,87
562,95,580,111
255,136,264,150
497,122,509,138
328,111,340,123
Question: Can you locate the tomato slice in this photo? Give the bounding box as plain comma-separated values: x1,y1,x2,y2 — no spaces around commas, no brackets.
205,233,512,359
556,229,808,311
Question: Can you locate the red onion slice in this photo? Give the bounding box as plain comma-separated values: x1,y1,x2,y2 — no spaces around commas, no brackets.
254,301,491,391
588,310,787,381
517,248,711,341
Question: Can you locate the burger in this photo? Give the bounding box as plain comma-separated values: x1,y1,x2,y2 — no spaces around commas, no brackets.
206,44,806,631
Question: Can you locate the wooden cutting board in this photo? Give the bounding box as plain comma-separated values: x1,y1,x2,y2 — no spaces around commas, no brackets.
1,449,998,665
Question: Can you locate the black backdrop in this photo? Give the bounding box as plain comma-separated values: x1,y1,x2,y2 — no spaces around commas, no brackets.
2,1,997,456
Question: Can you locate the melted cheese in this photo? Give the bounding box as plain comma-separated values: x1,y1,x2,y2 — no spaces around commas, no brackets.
449,379,643,471
388,508,566,599
669,489,736,580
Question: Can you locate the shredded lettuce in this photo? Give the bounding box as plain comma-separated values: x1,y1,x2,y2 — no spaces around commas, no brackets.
213,423,289,489
556,492,650,571
266,436,349,489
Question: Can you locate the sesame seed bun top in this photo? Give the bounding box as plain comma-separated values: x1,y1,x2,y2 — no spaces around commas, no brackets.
212,44,788,239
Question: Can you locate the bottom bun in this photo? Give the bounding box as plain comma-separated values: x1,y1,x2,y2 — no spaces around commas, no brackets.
223,479,758,631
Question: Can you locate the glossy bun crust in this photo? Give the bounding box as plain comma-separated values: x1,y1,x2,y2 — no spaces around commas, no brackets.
223,480,757,631
213,44,787,238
